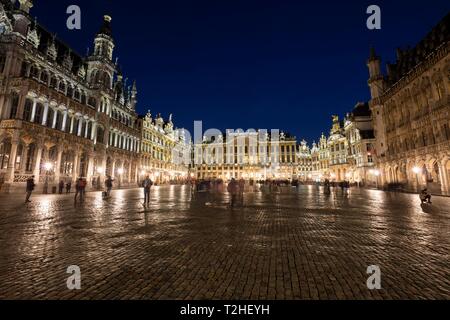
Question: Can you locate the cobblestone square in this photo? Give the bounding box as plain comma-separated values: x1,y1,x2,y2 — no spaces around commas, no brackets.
0,186,448,300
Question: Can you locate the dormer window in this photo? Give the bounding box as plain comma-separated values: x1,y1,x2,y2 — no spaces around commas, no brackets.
50,77,57,89
40,71,48,84
59,81,66,93
74,90,81,101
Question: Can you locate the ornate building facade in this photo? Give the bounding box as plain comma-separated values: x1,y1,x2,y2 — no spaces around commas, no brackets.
368,13,450,194
193,130,298,180
0,1,141,192
343,102,376,185
139,111,189,184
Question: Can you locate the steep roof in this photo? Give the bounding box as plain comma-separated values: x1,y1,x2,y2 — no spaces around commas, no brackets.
386,12,449,84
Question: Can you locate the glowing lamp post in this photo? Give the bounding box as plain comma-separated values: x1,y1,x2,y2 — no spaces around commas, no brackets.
117,168,124,189
412,166,421,192
43,162,53,194
371,169,380,189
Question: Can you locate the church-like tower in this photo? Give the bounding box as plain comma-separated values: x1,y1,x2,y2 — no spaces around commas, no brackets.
87,15,116,90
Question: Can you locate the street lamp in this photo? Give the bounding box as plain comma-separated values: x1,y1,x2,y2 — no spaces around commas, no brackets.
117,168,124,188
413,166,421,192
372,169,380,189
43,162,53,194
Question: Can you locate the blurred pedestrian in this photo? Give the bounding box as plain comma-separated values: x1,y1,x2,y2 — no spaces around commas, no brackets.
74,177,86,202
105,176,113,197
143,176,153,205
58,180,64,194
227,178,239,208
420,188,432,204
66,181,72,194
25,175,35,203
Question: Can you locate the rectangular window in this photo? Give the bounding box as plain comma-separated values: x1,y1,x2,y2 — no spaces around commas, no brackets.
0,55,6,74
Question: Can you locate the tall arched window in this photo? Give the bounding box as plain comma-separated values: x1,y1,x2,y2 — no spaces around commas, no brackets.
66,85,73,98
97,127,105,144
23,99,33,121
50,76,57,89
30,65,39,78
25,144,35,172
0,140,11,169
87,122,92,139
58,81,66,93
40,71,49,84
46,108,54,128
8,94,19,119
88,97,97,108
34,103,44,124
55,111,63,130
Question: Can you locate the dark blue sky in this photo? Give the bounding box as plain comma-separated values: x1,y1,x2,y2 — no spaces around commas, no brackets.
33,0,449,143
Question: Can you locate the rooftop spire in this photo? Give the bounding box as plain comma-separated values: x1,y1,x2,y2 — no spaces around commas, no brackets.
368,46,380,61
19,0,33,14
97,14,113,38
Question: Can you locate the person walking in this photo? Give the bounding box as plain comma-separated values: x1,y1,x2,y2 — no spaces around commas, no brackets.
227,178,239,208
105,176,113,198
25,176,35,203
142,176,153,206
58,180,64,195
66,181,72,194
420,188,432,204
74,177,87,203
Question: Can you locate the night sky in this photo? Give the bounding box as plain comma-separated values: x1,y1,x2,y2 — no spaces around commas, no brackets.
32,0,449,143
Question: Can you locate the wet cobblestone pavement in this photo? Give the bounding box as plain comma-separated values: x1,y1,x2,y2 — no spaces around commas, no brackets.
0,185,449,300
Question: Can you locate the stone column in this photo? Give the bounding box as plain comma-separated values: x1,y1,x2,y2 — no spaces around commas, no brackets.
16,94,26,120
111,161,116,180
72,151,80,181
86,154,94,188
69,116,75,134
33,145,43,181
84,120,89,138
51,109,58,129
439,160,449,194
30,99,37,123
20,143,30,174
114,134,118,148
6,136,19,183
91,122,97,142
42,102,49,125
77,118,83,136
54,146,64,183
61,110,68,132
0,94,5,120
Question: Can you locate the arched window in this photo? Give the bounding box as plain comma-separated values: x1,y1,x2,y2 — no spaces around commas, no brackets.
40,71,48,84
30,65,39,78
97,126,105,144
81,121,87,137
50,76,57,89
25,144,35,172
46,108,54,128
0,54,5,74
81,92,87,104
8,93,19,119
73,118,80,135
20,61,28,77
87,122,92,139
23,99,33,121
55,110,63,130
74,90,81,101
66,85,73,98
88,97,97,108
34,103,44,124
0,140,11,169
59,81,66,93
